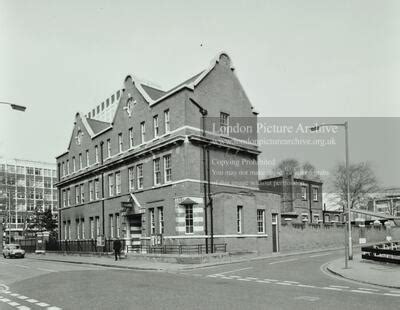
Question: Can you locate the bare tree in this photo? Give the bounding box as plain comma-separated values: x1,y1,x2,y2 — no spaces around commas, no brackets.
273,159,321,180
331,162,379,210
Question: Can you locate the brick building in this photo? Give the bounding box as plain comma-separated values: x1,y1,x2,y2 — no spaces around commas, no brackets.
259,175,323,223
56,52,281,254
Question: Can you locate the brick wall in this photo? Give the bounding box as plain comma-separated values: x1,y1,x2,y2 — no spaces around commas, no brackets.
278,223,400,253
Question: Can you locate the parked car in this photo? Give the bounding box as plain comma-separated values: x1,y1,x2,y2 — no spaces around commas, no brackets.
3,244,25,258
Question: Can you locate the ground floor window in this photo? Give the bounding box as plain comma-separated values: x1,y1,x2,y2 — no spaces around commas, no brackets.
149,208,155,235
185,205,193,234
257,209,265,233
158,207,164,234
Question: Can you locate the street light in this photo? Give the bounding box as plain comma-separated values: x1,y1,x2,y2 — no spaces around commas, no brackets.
311,122,352,268
0,101,27,112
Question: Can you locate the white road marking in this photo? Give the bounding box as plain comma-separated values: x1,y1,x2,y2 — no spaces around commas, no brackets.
10,293,19,296
18,295,29,300
264,279,278,282
277,282,292,286
27,298,39,303
8,301,20,306
17,306,31,310
211,267,252,276
256,280,271,283
351,290,373,294
329,285,349,289
297,284,316,288
384,293,400,297
47,307,62,310
37,268,56,273
309,253,330,258
283,281,299,284
390,290,400,294
237,278,252,281
269,258,298,265
358,288,380,292
230,276,241,278
1,298,11,302
322,287,342,291
36,302,50,307
245,277,258,280
294,296,320,302
220,277,233,280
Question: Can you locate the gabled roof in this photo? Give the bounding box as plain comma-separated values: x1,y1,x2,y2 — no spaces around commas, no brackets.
141,84,166,101
86,118,112,135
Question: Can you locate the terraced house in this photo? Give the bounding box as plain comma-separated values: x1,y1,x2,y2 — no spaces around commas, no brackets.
56,52,281,254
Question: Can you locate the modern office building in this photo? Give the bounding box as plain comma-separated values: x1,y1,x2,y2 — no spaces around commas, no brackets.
0,157,58,240
56,52,281,254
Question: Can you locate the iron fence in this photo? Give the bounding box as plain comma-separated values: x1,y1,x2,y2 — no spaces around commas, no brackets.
129,243,227,254
361,241,400,264
45,239,126,254
17,239,36,253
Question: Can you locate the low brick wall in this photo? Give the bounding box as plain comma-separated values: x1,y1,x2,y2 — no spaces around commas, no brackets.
279,223,400,253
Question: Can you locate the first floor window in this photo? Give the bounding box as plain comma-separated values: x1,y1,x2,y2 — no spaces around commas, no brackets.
153,158,161,185
128,167,135,190
185,205,193,234
89,181,94,201
95,145,99,163
164,155,171,183
75,185,80,204
312,187,318,201
237,206,243,233
80,184,85,203
164,109,170,133
86,150,90,167
107,139,111,158
158,207,164,234
116,171,121,194
153,115,159,137
149,208,155,235
95,179,100,199
108,174,114,196
140,122,146,143
129,128,134,148
257,209,265,233
137,164,143,189
301,186,307,200
67,189,71,206
63,190,67,207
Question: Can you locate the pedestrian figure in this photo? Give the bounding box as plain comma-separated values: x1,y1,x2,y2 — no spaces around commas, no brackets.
113,238,122,261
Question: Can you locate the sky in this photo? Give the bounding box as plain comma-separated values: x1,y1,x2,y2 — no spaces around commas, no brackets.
0,0,399,187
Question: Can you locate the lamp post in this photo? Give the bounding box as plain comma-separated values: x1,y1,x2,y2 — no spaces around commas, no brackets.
1,101,27,244
0,101,27,112
311,122,352,268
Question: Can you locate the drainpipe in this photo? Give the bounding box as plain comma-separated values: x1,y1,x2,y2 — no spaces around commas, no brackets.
100,141,105,237
189,98,209,253
57,163,62,240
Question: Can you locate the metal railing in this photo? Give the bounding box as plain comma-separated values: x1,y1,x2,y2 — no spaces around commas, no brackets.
17,238,36,253
361,242,400,264
128,243,227,254
45,239,126,254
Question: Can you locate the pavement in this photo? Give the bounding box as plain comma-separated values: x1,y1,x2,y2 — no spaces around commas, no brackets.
327,254,400,289
1,249,400,310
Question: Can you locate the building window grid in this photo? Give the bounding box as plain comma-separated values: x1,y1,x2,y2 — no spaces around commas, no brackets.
116,214,120,238
137,165,143,189
75,185,80,204
115,172,121,194
86,150,90,167
158,207,164,234
129,128,134,148
89,181,94,201
312,187,318,201
257,209,265,233
153,158,161,185
80,184,84,203
95,179,100,199
128,167,135,191
109,214,114,238
153,115,159,138
185,205,194,234
118,133,123,153
95,146,99,163
95,217,100,237
108,174,114,197
79,153,83,170
140,122,145,144
163,155,172,183
81,219,85,239
149,208,155,235
66,160,69,175
90,217,94,239
301,186,307,200
220,112,229,134
107,139,111,158
164,109,170,133
72,157,76,172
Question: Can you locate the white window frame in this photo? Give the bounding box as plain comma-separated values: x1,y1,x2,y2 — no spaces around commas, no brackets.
90,217,94,239
185,205,194,234
164,109,170,133
128,167,135,191
86,150,90,167
301,186,307,200
66,160,69,175
72,157,76,172
67,189,71,206
312,187,318,201
80,183,84,203
107,139,111,158
75,185,80,204
137,164,143,189
220,112,229,134
76,219,80,240
94,179,100,199
79,153,83,170
140,122,145,143
129,128,134,148
257,209,265,233
164,155,171,183
89,181,94,201
153,115,159,138
95,145,99,163
81,219,85,239
153,158,161,185
149,208,155,235
95,216,100,237
158,207,164,234
109,214,114,238
116,214,120,238
115,171,121,194
108,174,114,197
118,133,123,153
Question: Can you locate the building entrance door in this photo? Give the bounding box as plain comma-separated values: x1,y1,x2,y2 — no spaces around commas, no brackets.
127,214,142,251
272,213,279,253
